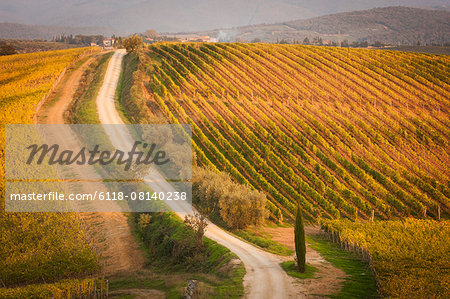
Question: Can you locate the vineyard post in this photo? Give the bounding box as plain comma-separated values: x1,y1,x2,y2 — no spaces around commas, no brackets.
437,204,440,220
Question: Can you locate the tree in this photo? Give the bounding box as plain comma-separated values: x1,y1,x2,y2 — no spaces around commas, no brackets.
123,35,143,53
303,37,310,45
373,41,382,48
192,167,267,229
145,29,159,39
313,36,323,46
295,205,306,272
0,43,17,56
219,192,252,229
184,212,208,247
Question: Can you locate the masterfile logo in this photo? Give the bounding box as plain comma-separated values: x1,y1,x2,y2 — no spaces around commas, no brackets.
4,124,193,213
26,141,170,171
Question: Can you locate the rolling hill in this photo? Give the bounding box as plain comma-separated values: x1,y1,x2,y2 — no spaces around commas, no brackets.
0,22,115,40
0,0,449,34
194,7,450,45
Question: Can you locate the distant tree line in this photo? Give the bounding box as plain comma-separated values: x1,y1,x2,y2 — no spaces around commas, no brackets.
141,29,181,43
270,34,450,48
0,43,17,56
270,36,391,48
53,34,105,45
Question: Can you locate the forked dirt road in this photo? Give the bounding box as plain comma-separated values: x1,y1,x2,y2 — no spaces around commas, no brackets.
37,49,345,298
36,52,145,276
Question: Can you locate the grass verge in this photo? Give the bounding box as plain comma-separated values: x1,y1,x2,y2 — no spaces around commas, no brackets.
68,51,113,123
130,212,245,298
281,261,318,279
307,235,379,298
233,228,293,256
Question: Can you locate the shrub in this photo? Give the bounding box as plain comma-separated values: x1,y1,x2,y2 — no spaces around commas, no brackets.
184,212,208,247
219,192,252,229
123,35,143,53
192,167,267,229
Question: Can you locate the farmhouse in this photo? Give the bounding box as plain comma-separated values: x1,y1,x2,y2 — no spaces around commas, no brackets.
102,38,115,47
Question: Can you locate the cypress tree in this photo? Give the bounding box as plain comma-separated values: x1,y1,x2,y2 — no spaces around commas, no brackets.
295,204,306,272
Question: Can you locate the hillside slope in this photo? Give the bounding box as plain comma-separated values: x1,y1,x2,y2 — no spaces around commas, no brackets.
137,43,449,221
0,1,449,33
0,22,115,40
197,7,450,45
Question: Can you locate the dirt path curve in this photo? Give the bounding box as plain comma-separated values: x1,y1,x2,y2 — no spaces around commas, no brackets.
36,52,145,276
98,49,305,298
264,226,347,298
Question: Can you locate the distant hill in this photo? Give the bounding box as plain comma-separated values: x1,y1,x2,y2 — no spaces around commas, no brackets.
0,23,116,40
0,39,81,54
0,0,448,34
194,7,450,45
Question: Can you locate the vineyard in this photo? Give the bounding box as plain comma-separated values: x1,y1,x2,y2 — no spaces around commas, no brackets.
321,219,450,297
137,43,449,222
0,48,100,289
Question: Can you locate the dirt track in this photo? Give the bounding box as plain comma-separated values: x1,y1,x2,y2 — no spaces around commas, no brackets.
37,57,93,124
36,53,145,275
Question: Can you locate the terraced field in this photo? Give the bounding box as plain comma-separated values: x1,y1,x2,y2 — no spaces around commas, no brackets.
136,43,449,222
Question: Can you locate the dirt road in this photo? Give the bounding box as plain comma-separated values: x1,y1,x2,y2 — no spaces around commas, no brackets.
97,49,303,298
36,53,145,275
37,57,93,124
